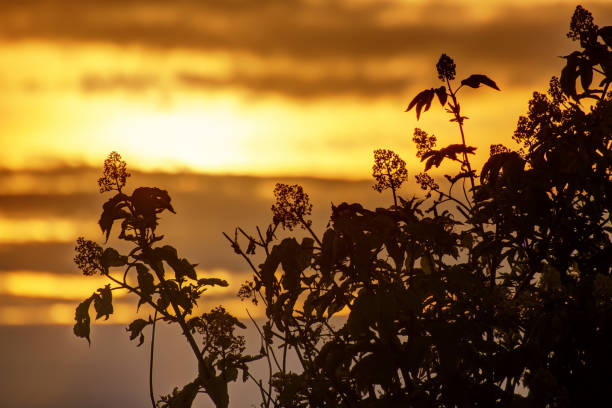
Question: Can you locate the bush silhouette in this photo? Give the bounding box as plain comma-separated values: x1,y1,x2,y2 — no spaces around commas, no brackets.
74,6,611,407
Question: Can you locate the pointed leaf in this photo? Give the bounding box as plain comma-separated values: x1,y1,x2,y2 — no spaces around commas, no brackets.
100,247,127,271
435,86,447,106
98,193,130,241
461,74,500,90
127,318,150,343
74,296,94,344
93,284,113,320
579,59,593,90
598,26,612,47
136,263,155,299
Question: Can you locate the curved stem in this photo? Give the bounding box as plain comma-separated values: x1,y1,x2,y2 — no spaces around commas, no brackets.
149,309,158,408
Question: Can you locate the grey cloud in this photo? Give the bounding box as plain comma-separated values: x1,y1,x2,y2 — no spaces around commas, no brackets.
0,168,397,274
176,71,412,98
4,1,612,98
0,242,77,273
0,1,610,66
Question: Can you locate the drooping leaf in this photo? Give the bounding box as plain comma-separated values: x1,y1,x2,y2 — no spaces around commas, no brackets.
560,52,581,100
93,284,113,320
127,318,150,345
74,296,94,344
598,26,612,47
480,151,524,188
153,245,197,281
435,86,448,106
406,88,436,120
136,263,155,299
420,253,434,275
100,247,127,271
98,193,130,241
421,144,477,171
578,58,593,91
461,74,500,90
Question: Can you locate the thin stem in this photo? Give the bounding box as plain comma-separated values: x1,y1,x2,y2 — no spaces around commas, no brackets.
149,309,158,408
299,217,322,247
446,78,476,191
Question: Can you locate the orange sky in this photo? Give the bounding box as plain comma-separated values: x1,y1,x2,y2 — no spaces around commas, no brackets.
1,0,611,325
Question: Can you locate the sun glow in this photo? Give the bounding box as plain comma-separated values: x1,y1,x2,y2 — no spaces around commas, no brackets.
99,105,257,173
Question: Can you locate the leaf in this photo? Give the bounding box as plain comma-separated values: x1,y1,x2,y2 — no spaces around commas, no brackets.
406,89,436,120
100,247,127,271
422,144,476,171
198,277,229,287
154,245,197,281
73,297,94,344
420,253,434,275
165,380,199,408
93,284,113,320
461,74,500,90
578,58,593,91
598,26,612,47
98,193,130,241
136,263,155,299
435,86,447,106
127,318,150,345
560,51,581,100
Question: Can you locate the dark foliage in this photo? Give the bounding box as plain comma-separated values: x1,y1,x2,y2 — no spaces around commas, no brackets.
75,6,611,408
226,6,611,407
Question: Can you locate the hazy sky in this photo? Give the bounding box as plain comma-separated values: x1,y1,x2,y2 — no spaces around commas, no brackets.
1,2,611,406
1,0,611,177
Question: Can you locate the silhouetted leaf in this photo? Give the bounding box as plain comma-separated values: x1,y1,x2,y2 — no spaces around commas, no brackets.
435,86,448,106
136,263,155,299
100,247,127,271
94,284,113,320
461,74,500,90
74,296,93,344
198,278,229,287
420,253,434,274
560,51,581,100
421,144,476,171
154,245,197,281
406,89,436,120
599,26,612,47
127,318,150,345
579,59,593,90
98,193,130,241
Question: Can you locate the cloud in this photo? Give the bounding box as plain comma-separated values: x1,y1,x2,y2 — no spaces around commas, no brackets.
0,167,397,275
2,0,612,100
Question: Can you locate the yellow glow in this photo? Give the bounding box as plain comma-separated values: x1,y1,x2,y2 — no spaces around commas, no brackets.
0,271,118,299
0,217,97,243
100,107,254,172
0,268,262,324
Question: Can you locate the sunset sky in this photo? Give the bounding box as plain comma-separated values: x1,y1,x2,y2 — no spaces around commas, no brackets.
1,1,611,406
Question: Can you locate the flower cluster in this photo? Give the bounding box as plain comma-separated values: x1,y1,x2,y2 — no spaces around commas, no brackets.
74,237,103,276
372,149,408,193
98,151,130,193
415,172,439,191
567,5,598,47
436,53,456,81
489,144,511,156
413,128,437,159
271,183,313,231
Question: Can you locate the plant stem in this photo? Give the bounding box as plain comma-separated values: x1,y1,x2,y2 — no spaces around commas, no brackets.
149,309,158,408
447,79,476,191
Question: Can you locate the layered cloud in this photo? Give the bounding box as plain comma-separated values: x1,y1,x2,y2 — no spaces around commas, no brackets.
0,168,395,323
1,0,611,99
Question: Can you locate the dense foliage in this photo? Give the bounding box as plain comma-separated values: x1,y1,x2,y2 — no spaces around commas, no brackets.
74,6,611,408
